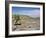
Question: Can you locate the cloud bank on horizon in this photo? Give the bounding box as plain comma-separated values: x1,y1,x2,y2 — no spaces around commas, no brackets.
12,7,40,17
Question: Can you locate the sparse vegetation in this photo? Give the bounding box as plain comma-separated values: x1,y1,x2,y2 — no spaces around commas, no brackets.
12,14,21,25
12,14,40,31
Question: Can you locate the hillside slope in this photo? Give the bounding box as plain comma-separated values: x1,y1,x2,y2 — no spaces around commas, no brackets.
12,15,40,31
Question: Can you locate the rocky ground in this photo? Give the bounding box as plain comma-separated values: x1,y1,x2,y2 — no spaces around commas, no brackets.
12,15,40,31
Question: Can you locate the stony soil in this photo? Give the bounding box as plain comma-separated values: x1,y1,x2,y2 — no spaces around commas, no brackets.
12,15,40,31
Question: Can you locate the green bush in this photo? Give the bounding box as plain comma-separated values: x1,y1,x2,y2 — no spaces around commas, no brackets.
14,15,20,24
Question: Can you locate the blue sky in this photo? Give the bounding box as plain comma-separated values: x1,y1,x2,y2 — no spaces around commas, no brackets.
12,7,40,17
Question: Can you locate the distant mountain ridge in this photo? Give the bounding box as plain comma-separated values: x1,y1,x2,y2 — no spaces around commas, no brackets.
12,14,40,19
